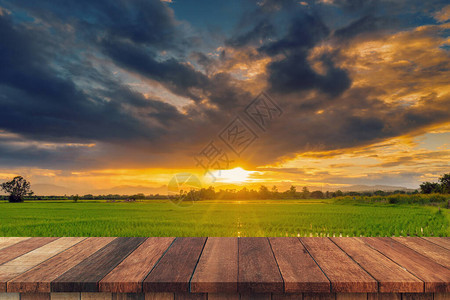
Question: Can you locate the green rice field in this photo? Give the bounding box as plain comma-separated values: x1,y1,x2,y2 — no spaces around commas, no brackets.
0,198,448,237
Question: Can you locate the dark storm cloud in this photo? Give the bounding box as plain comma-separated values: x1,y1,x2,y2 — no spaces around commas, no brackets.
0,0,449,172
4,0,178,48
0,13,183,144
260,14,351,96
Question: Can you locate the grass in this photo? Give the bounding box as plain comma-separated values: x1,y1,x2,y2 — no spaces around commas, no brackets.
0,198,448,237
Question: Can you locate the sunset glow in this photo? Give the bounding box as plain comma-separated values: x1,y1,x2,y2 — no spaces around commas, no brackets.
0,0,449,195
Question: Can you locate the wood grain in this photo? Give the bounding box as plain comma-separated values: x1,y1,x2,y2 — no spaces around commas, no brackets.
0,238,30,251
173,293,206,300
336,294,366,300
52,237,147,292
392,237,450,267
269,237,330,293
111,293,145,300
207,293,240,300
303,293,335,300
240,294,271,300
144,293,173,300
8,237,115,293
0,237,59,265
21,293,50,300
421,237,450,250
100,237,174,293
362,237,450,293
238,237,283,293
0,238,85,292
300,238,377,293
190,237,238,293
143,237,206,293
50,293,81,300
401,294,433,300
271,293,303,300
367,294,401,300
331,237,423,293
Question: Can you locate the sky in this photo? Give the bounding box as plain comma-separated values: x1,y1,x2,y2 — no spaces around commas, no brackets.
0,0,449,194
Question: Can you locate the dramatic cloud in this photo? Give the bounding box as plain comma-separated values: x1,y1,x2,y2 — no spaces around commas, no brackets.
0,0,448,190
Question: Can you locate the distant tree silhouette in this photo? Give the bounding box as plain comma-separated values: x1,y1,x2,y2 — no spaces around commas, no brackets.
1,176,33,202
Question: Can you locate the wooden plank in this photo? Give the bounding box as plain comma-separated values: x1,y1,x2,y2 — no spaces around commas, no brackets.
300,238,377,293
331,238,423,293
0,237,59,265
143,237,206,293
80,293,111,300
336,294,366,300
367,294,401,300
207,293,240,300
0,293,20,300
52,237,147,292
401,294,433,300
362,237,450,293
303,293,335,300
0,237,85,292
393,237,450,267
174,294,206,300
434,293,450,300
421,237,450,250
112,293,145,300
269,237,330,293
50,293,81,300
238,237,283,293
100,237,174,293
0,238,30,251
240,294,271,300
190,237,238,293
271,294,303,300
8,237,116,293
21,293,50,300
144,293,173,300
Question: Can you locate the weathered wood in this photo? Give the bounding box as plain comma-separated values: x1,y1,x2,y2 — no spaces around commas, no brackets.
0,293,20,300
21,293,50,300
112,293,145,300
367,294,401,300
0,238,30,251
0,238,85,292
173,293,206,300
80,293,111,300
269,237,329,293
240,294,271,300
303,293,335,300
393,237,450,267
300,238,377,293
238,238,283,293
0,237,58,265
144,293,173,300
8,237,115,293
331,237,423,293
433,293,450,300
401,293,433,300
271,293,303,300
362,237,450,293
335,294,366,300
207,293,240,300
143,237,206,293
50,293,81,300
421,237,450,250
190,237,238,293
52,238,147,292
100,237,174,293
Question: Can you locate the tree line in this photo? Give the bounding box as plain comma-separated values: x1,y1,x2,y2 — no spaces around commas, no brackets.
1,173,449,202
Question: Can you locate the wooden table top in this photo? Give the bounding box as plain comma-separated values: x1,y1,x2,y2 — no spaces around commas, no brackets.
0,237,448,294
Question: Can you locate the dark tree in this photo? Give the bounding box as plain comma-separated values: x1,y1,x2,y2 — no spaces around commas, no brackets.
439,173,450,194
1,176,33,203
420,182,441,194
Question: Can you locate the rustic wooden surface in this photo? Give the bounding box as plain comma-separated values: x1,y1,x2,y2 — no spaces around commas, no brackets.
0,237,447,295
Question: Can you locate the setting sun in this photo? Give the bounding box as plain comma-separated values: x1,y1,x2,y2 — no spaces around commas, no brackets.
212,167,257,184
